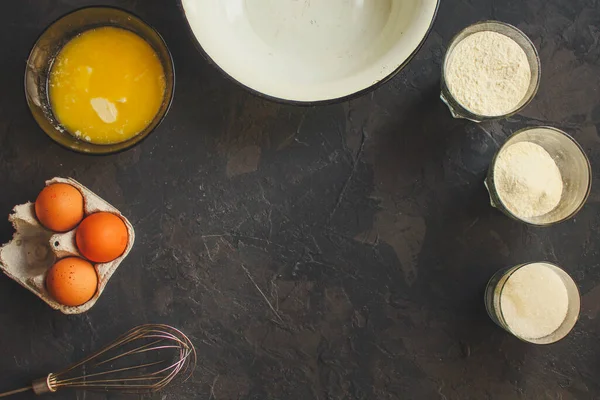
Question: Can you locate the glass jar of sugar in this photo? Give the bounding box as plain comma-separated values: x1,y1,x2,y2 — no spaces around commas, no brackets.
485,262,580,344
441,21,541,122
485,126,591,226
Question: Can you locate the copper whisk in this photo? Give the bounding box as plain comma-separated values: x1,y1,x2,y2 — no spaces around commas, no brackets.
0,324,196,398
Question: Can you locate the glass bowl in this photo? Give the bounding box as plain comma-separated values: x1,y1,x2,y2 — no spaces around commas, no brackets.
25,6,175,155
440,20,540,122
485,127,591,226
484,262,580,344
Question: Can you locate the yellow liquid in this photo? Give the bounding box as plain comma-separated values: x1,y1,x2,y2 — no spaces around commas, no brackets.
49,27,166,145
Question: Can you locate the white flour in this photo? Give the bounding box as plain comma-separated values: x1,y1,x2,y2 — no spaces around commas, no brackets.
446,31,531,116
494,141,563,218
499,263,569,340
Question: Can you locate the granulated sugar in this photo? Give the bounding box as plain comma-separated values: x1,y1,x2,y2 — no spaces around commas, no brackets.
494,141,563,218
445,31,531,116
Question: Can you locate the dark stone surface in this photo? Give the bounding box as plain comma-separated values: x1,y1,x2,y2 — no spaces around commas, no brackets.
1,0,600,399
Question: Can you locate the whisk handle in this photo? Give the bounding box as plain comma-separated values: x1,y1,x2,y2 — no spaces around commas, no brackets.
0,386,32,398
32,375,54,395
0,374,53,398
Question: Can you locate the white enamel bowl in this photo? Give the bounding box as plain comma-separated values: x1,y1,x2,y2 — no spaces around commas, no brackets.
180,0,439,104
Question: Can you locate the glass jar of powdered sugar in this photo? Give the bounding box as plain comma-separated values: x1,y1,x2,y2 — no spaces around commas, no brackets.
440,21,541,122
485,127,591,226
485,262,580,344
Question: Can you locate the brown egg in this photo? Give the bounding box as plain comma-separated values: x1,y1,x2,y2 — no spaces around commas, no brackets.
46,257,98,306
76,212,129,263
35,183,84,232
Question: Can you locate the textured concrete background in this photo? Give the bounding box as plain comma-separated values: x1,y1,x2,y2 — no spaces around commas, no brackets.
1,0,600,399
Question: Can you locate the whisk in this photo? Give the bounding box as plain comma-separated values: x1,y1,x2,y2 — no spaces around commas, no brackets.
0,324,196,398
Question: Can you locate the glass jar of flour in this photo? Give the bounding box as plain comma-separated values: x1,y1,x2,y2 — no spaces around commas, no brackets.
441,21,540,122
485,126,591,226
485,262,580,344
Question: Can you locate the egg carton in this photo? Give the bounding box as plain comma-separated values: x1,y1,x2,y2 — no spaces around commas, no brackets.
0,177,135,314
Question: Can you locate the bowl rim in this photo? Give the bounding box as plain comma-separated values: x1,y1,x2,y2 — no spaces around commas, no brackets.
487,126,592,227
24,5,175,156
177,0,441,106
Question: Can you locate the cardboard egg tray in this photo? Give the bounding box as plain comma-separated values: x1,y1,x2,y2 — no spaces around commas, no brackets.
0,177,135,314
